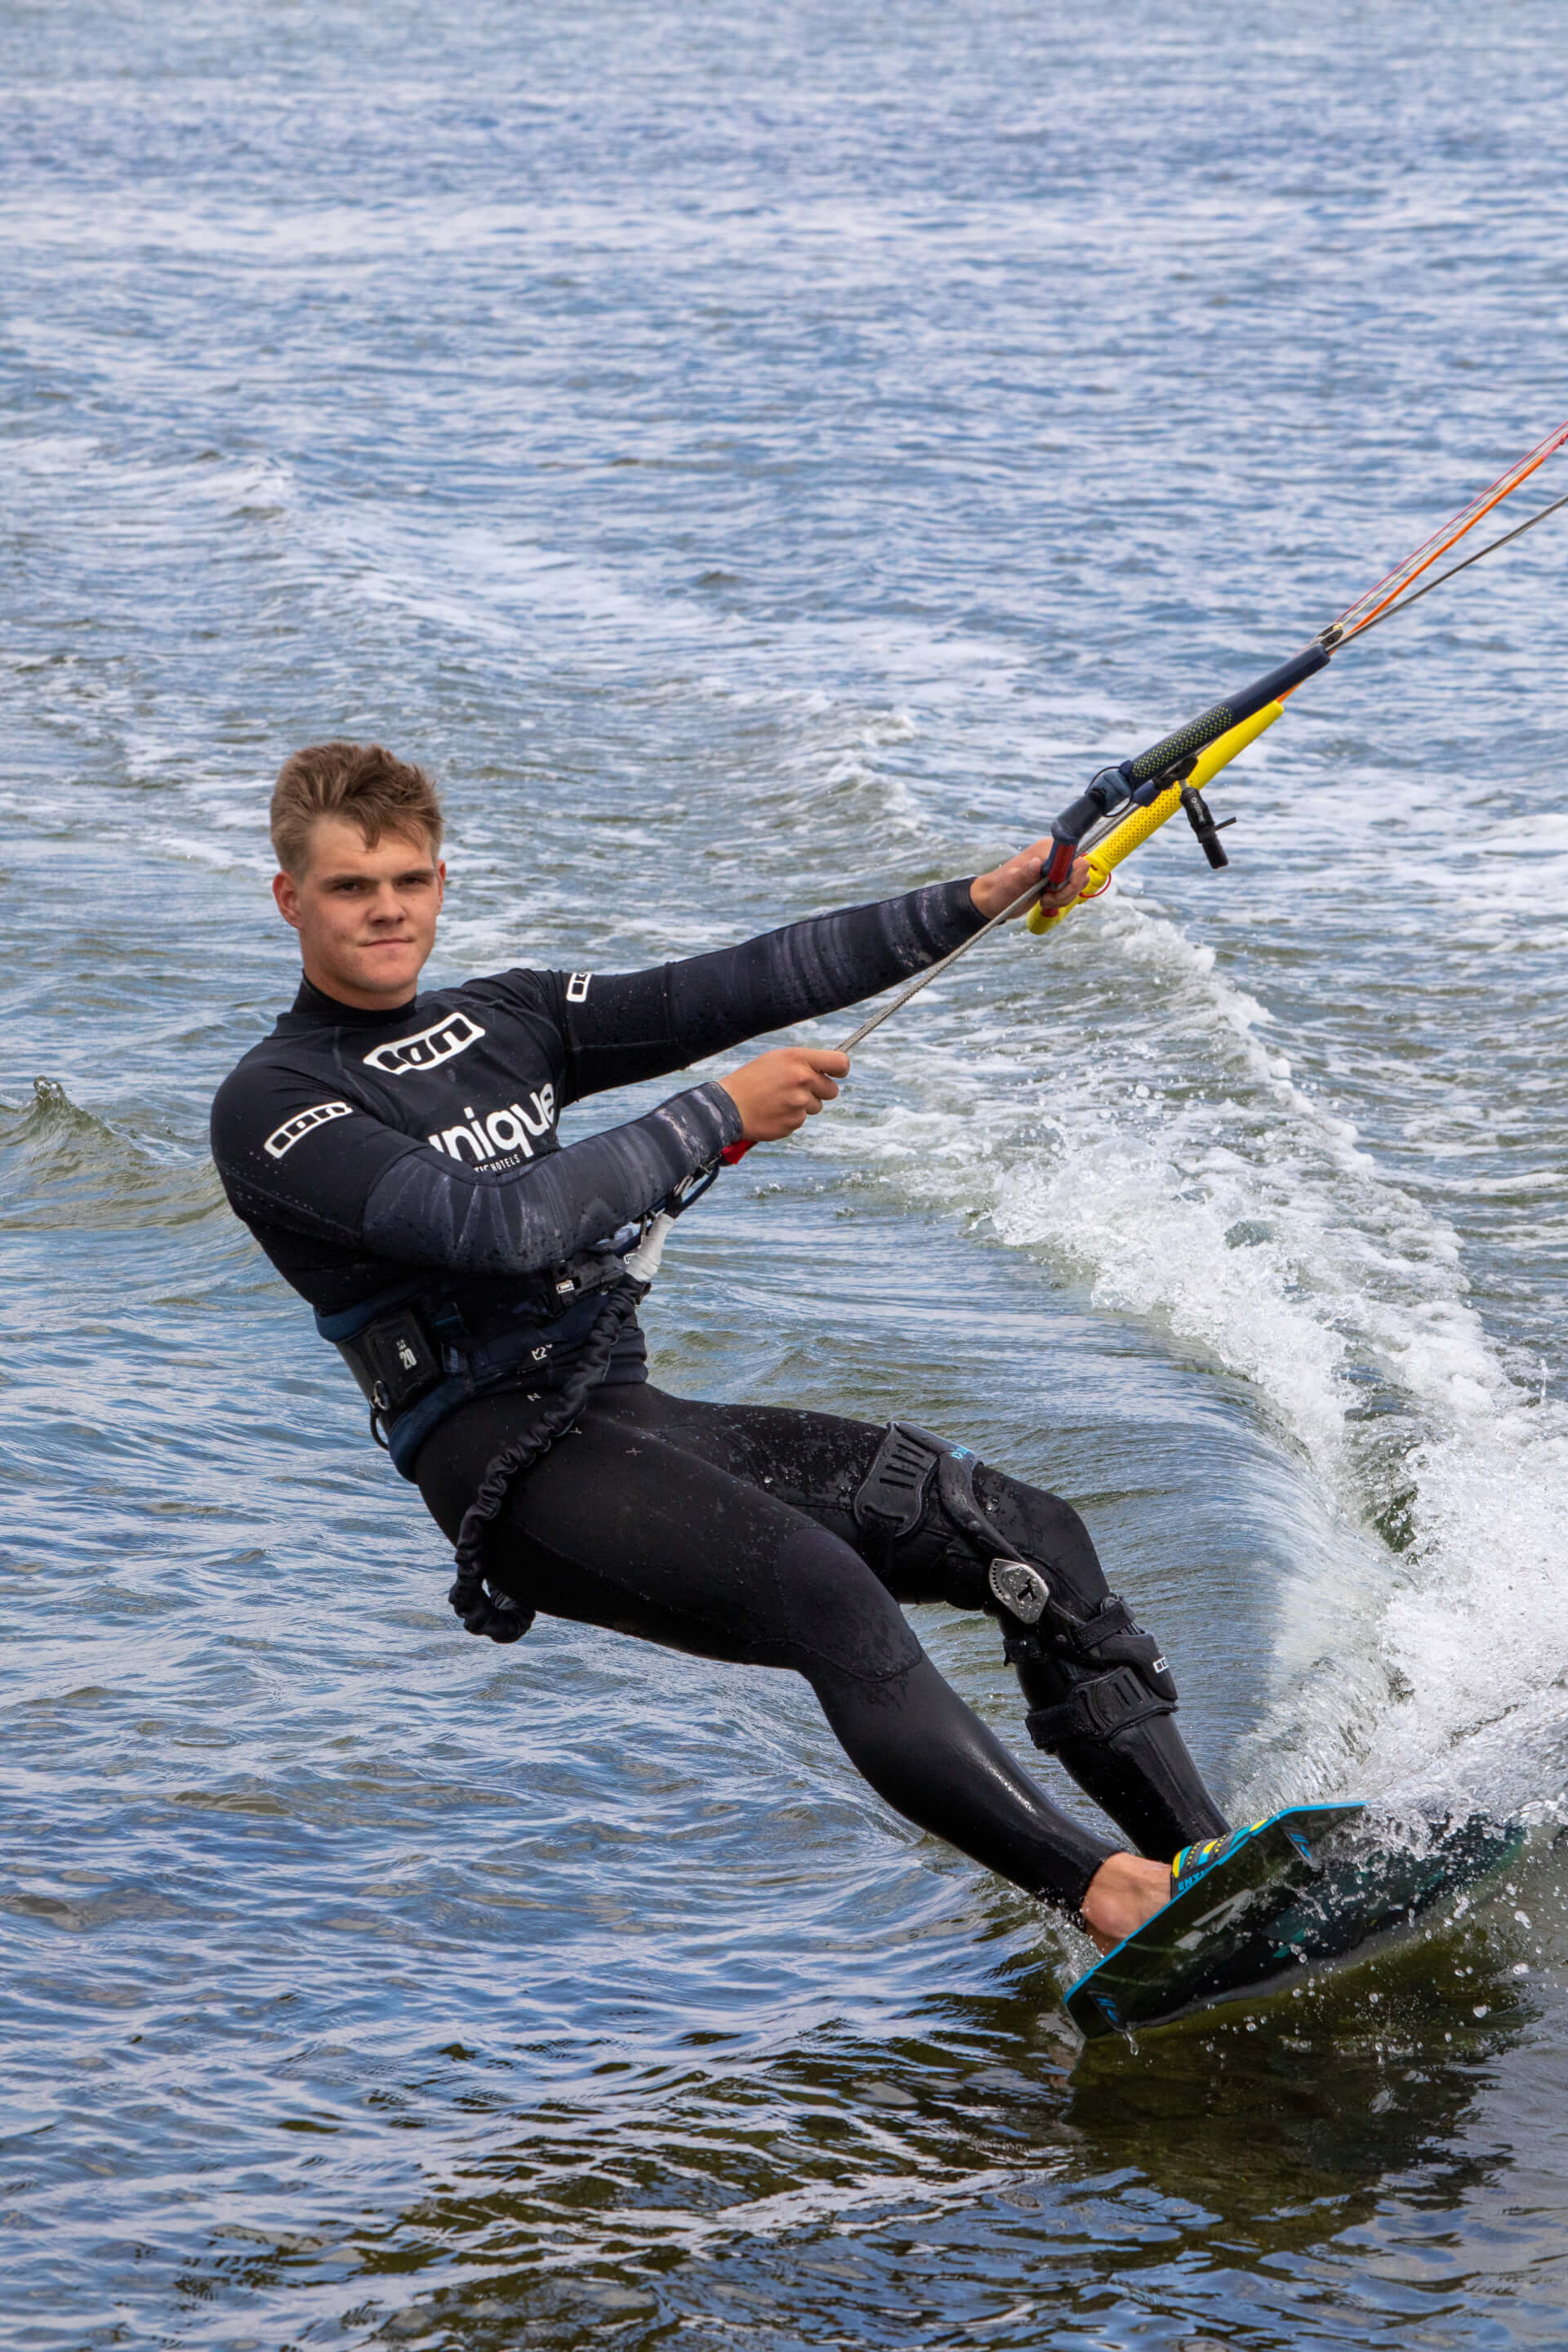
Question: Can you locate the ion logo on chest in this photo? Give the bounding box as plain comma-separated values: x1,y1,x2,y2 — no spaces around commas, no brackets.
363,1010,485,1076
428,1085,556,1166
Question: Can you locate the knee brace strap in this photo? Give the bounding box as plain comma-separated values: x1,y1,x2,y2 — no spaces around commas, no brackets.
853,1421,1039,1589
1008,1594,1178,1701
853,1420,949,1545
1027,1664,1175,1754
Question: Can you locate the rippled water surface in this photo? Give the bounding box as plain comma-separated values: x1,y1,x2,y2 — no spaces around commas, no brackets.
6,3,1568,2345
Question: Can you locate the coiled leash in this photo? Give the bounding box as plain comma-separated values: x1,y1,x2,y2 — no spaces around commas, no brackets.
443,1183,693,1643
447,1281,646,1642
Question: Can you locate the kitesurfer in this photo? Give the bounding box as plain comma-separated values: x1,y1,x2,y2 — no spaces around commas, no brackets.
211,742,1232,1949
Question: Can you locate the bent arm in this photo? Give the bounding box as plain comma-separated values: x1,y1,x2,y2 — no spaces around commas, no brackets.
559,877,984,1098
360,1085,737,1272
212,1069,741,1280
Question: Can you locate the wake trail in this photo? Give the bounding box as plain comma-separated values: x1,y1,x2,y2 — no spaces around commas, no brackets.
825,889,1568,1832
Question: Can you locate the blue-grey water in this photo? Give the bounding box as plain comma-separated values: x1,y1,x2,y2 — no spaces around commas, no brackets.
5,4,1568,2345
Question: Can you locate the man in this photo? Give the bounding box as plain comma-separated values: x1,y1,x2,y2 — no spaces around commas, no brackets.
212,741,1231,1956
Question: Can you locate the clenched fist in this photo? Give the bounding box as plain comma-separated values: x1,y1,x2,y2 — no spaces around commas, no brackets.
970,844,1089,920
719,1047,850,1143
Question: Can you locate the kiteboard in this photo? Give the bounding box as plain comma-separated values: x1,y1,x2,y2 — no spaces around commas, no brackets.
1066,1801,1525,2042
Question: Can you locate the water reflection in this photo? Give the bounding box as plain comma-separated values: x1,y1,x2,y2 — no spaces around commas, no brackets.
146,1919,1539,2351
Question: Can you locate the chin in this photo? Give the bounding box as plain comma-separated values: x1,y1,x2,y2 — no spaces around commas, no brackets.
350,965,418,999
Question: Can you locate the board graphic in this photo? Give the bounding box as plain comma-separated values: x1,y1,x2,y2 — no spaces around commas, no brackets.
1066,1802,1524,2041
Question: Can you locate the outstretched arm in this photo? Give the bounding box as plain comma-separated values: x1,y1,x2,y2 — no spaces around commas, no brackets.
559,845,1083,1101
707,842,1085,1145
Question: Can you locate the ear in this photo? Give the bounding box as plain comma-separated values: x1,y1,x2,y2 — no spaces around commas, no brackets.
273,869,303,931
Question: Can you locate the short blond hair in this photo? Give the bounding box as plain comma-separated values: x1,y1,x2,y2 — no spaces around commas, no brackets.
270,741,443,875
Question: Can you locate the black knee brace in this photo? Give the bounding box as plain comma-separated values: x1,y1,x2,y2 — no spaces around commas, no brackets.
853,1420,1227,1857
854,1419,1176,1726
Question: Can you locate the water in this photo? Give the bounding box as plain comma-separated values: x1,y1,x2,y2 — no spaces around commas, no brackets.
4,2,1568,2342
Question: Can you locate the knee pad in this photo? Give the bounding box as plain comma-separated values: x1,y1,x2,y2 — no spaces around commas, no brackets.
853,1418,1009,1605
853,1419,1180,1750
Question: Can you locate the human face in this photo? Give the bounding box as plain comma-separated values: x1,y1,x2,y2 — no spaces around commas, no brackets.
272,816,446,1009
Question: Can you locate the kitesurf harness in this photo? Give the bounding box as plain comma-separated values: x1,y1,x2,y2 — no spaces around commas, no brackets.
853,1420,1179,1752
317,1248,635,1475
319,1187,705,1643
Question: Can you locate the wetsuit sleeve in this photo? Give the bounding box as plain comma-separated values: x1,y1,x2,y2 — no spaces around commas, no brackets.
211,1063,742,1277
555,877,986,1098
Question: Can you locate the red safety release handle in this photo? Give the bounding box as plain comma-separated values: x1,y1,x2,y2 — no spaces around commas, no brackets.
1039,836,1077,895
721,1140,754,1165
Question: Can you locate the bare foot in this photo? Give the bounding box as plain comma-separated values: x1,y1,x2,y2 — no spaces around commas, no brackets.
1080,1853,1171,1953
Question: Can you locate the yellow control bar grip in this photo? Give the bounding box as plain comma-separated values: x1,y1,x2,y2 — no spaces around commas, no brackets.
1027,699,1283,933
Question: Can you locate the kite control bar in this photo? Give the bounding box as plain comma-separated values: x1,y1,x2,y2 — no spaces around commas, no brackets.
715,653,1318,1178
1037,642,1331,893
1027,693,1285,934
687,414,1568,1196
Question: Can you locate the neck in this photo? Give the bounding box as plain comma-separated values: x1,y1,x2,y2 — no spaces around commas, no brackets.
298,957,419,1014
296,969,418,1022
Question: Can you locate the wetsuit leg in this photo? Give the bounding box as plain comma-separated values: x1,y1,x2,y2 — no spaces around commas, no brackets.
415,1388,1116,1914
566,1388,1229,1860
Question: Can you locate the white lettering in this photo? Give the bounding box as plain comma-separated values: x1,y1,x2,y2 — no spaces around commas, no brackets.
363,1010,485,1077
424,1092,557,1168
519,1085,555,1138
265,1101,353,1159
484,1107,533,1156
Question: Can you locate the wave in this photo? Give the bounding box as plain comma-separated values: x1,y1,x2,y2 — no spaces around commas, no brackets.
0,1076,221,1233
818,884,1568,1829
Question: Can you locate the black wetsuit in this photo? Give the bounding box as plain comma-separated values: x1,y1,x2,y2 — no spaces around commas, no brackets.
212,880,1227,1914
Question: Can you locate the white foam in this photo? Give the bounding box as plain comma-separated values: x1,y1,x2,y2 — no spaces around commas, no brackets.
817,881,1568,1820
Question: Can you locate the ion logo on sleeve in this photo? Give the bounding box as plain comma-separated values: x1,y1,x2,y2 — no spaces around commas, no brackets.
265,1101,354,1159
362,1010,486,1076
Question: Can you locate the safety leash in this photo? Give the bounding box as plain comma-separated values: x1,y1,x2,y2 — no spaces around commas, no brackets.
448,1283,645,1642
